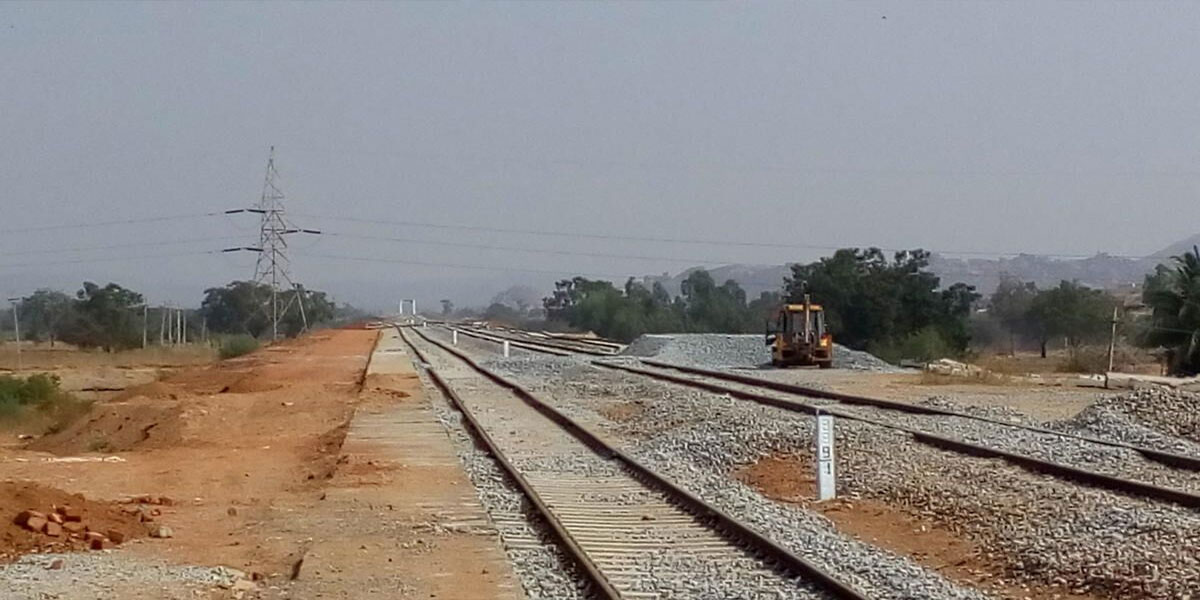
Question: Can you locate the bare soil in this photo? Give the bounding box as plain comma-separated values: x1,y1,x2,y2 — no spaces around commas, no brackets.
737,454,1102,600
0,329,376,586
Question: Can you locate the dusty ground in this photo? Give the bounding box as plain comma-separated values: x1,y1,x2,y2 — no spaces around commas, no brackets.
0,329,376,597
0,343,217,406
737,454,1101,600
749,368,1111,421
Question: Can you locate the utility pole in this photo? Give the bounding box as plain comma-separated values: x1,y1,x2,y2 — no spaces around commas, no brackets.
159,306,166,346
7,298,20,372
225,147,321,341
142,304,148,349
1105,304,1120,388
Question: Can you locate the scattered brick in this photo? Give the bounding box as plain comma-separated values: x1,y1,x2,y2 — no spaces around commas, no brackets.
43,521,62,537
23,516,48,533
13,510,46,528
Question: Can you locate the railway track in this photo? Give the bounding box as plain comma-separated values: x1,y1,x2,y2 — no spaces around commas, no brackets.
398,325,870,600
452,325,616,356
595,359,1200,509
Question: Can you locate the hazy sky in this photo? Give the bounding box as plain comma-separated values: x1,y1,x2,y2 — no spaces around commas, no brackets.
2,2,1198,309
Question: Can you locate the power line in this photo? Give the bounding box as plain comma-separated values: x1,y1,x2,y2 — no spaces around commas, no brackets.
0,212,223,236
0,236,243,259
321,231,737,265
292,251,793,286
0,250,220,270
297,212,1160,260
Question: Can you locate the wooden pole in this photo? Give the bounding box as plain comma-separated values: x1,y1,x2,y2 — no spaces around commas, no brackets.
1105,305,1119,388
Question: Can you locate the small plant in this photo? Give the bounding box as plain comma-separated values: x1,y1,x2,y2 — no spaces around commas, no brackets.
87,436,113,452
219,335,260,359
0,373,92,433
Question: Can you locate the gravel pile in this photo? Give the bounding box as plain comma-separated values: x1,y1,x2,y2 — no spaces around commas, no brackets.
0,553,248,599
1050,388,1200,454
620,333,897,371
490,360,1200,599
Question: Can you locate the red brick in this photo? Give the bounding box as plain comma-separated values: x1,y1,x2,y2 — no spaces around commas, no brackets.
47,512,64,525
23,516,47,533
105,529,126,544
57,506,83,522
13,510,46,527
43,521,62,537
88,537,107,550
62,522,85,535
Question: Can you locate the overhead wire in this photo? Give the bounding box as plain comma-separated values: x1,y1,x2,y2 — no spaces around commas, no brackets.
295,212,1159,260
0,211,224,236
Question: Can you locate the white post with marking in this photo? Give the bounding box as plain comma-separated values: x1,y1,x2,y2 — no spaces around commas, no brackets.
815,412,836,501
502,340,511,357
452,329,459,345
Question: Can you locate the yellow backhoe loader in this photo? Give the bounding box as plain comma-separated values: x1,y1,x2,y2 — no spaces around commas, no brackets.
765,295,834,368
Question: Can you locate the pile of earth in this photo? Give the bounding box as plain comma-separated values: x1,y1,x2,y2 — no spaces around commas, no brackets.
619,333,897,371
26,399,187,455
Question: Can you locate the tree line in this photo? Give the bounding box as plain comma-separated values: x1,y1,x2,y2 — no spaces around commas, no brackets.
543,248,979,360
540,245,1200,375
5,280,342,352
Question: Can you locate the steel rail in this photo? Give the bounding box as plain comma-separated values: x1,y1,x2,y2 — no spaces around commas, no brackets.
459,325,614,356
637,359,1200,472
448,327,573,356
405,326,872,600
594,361,1200,510
397,326,621,599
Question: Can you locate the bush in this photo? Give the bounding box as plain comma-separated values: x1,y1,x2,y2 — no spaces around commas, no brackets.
1057,347,1110,374
870,327,956,364
0,373,91,433
219,335,260,359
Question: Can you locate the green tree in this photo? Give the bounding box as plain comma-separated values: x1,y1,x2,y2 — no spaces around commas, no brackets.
201,281,272,337
17,289,75,346
201,281,335,338
440,299,454,316
1027,280,1114,358
989,276,1038,355
786,248,978,356
60,282,144,351
1142,247,1200,375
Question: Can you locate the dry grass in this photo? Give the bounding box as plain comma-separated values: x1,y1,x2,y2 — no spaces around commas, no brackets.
0,342,216,371
917,370,1018,387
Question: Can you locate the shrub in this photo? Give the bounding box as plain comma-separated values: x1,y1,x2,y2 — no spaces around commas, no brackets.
0,373,92,433
870,327,955,364
219,335,260,359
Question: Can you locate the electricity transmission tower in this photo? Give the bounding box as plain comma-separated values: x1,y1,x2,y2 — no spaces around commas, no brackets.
225,147,321,340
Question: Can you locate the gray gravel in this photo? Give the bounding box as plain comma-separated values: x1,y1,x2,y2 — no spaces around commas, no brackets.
0,552,248,600
1049,387,1200,456
491,356,1200,600
620,333,898,371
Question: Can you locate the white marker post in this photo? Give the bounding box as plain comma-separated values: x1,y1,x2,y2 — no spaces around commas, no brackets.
452,329,459,345
502,340,511,357
815,412,836,501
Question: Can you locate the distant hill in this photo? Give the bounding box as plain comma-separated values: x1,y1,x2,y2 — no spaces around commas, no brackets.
1152,234,1200,259
638,232,1200,298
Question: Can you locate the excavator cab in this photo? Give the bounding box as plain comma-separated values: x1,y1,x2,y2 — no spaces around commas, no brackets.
765,294,834,368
